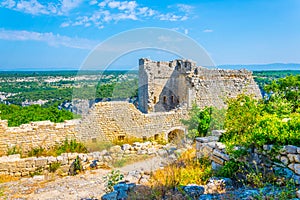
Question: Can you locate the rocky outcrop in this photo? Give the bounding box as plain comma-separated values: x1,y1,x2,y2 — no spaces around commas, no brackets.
196,130,300,185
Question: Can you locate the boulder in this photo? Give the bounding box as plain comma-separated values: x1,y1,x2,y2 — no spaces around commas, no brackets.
182,185,205,199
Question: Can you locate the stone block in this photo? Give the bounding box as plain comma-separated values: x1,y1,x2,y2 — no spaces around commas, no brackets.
196,136,219,143
280,156,289,166
213,149,230,161
287,154,295,162
284,145,297,154
109,145,122,153
211,155,224,165
294,155,300,163
35,157,48,168
288,163,295,171
215,142,226,150
211,161,222,171
295,164,300,175
200,145,214,157
211,130,225,137
121,144,131,151
16,160,26,168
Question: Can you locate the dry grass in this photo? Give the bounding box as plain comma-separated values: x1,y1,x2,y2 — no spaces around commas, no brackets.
146,148,212,195
112,136,144,146
0,175,19,183
84,140,113,152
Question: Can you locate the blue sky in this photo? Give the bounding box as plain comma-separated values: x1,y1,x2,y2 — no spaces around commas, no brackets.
0,0,300,70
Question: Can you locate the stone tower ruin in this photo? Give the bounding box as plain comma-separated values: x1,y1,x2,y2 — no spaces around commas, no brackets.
138,58,261,113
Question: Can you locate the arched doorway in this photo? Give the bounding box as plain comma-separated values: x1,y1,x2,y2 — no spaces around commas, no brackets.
166,127,185,143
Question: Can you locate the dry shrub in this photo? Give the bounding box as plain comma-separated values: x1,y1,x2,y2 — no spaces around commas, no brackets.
0,175,19,183
148,148,212,189
112,136,143,146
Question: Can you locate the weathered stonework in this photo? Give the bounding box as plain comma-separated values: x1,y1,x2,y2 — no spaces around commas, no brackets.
196,131,300,185
138,58,261,113
0,120,79,156
77,101,187,142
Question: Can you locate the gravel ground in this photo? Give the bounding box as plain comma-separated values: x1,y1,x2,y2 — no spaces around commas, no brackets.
0,156,164,200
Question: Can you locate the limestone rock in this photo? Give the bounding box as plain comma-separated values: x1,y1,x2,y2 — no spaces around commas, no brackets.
182,185,205,199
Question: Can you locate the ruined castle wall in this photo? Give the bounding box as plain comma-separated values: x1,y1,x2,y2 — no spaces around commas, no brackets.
0,120,79,156
139,58,262,111
77,102,187,142
189,68,261,109
138,59,192,113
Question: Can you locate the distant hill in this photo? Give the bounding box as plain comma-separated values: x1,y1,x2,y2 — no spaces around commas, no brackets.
217,63,300,71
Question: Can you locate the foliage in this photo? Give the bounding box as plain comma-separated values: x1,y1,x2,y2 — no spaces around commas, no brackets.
30,167,43,177
49,162,61,173
149,149,212,190
181,104,211,139
24,139,88,157
181,104,225,140
55,139,88,155
27,146,45,157
69,155,83,175
7,145,22,156
0,104,78,127
264,74,300,111
103,170,124,193
222,82,300,150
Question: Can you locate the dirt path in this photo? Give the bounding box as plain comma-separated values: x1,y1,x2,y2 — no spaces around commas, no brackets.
0,156,164,200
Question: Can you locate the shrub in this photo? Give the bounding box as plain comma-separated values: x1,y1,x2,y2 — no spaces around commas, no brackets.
181,104,212,139
69,155,83,176
112,136,143,146
49,162,61,173
103,170,124,193
7,145,22,156
55,139,88,156
149,149,212,190
27,146,45,157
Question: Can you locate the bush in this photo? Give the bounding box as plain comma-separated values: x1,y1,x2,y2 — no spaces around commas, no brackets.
7,145,22,156
69,155,83,176
27,146,45,157
149,149,212,190
103,170,124,193
55,139,88,156
49,162,61,173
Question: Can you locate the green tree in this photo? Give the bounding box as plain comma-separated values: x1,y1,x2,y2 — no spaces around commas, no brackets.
181,104,212,139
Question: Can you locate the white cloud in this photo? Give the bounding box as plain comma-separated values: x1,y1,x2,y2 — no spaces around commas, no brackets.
176,4,193,13
60,0,82,14
89,0,98,5
0,29,98,49
203,29,213,33
0,0,82,15
1,0,16,8
159,13,188,21
1,0,195,27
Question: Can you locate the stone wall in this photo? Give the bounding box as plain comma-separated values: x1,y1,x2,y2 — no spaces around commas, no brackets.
77,101,187,142
0,102,187,156
138,58,261,113
0,120,79,156
0,141,178,177
196,131,300,184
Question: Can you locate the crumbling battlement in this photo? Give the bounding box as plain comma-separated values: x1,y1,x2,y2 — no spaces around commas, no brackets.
138,58,261,113
0,120,79,156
